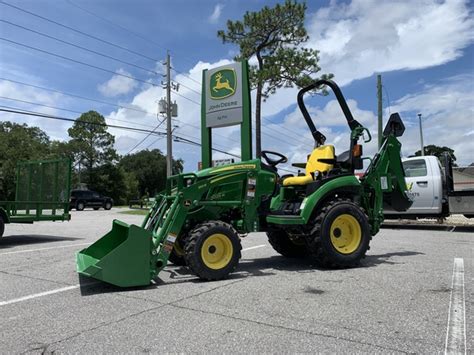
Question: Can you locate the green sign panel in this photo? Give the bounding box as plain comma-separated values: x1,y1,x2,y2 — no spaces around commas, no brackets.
210,69,237,100
205,63,243,128
201,61,252,169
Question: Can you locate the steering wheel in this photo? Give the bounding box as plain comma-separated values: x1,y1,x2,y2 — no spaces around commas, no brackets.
261,150,288,167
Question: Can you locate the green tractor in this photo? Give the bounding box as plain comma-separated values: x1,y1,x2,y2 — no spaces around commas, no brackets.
77,79,412,287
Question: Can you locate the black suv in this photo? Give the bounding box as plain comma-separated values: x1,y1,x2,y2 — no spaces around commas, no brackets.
70,190,113,211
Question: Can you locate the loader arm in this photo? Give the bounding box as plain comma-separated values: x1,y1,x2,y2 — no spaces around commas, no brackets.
360,114,412,235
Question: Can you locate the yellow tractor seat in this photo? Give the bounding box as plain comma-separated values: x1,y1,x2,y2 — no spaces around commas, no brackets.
283,145,335,186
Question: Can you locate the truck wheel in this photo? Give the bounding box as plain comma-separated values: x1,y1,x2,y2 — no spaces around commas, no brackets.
184,221,241,280
76,201,85,211
308,199,371,268
0,215,4,238
104,201,112,210
168,235,186,266
267,230,307,257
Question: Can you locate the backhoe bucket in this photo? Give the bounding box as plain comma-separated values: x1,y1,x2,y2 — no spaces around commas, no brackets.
76,219,153,287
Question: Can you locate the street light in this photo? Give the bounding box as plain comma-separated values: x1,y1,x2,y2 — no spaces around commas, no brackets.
418,113,424,156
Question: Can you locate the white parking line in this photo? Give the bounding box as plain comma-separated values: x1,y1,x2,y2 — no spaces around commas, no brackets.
0,242,90,256
445,258,466,355
0,244,267,307
0,285,80,307
242,245,266,252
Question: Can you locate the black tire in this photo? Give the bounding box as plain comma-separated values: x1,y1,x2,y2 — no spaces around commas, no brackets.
76,201,85,211
0,215,4,238
267,230,307,258
168,235,186,266
184,220,242,280
93,207,100,211
307,198,371,267
104,201,112,210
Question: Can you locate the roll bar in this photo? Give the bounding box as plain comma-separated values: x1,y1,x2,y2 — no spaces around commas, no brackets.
297,79,362,146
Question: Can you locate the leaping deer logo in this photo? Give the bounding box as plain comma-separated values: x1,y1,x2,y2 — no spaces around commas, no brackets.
212,72,235,95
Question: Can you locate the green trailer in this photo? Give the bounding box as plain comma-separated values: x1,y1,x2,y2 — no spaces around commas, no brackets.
0,158,72,237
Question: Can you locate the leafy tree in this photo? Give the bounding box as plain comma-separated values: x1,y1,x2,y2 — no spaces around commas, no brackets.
218,0,329,156
68,111,118,185
120,149,183,198
415,145,457,166
0,122,51,200
89,164,131,205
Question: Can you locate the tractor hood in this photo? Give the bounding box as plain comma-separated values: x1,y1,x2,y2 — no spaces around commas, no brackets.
194,159,262,178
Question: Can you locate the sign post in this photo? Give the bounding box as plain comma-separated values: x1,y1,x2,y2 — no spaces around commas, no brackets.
201,61,252,169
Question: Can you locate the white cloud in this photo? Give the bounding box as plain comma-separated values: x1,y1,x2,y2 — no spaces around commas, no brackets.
209,4,224,24
0,79,72,140
307,0,474,85
98,68,138,97
391,74,474,165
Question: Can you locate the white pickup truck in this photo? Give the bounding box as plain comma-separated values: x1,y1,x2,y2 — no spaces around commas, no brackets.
384,155,474,218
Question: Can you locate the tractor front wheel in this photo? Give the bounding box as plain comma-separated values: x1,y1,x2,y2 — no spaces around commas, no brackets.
184,221,241,280
0,215,4,238
308,199,371,267
168,235,186,266
267,230,307,258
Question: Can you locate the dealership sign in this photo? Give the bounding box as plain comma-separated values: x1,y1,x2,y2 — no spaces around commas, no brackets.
204,62,244,128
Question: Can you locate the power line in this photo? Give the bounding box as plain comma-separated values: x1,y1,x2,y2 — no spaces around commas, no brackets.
0,77,155,115
173,79,201,96
0,19,161,76
172,91,201,106
0,78,241,145
0,0,159,62
0,96,237,157
64,0,168,55
1,1,311,150
127,121,165,155
0,95,158,129
0,107,242,159
64,0,201,69
0,37,159,87
0,106,166,136
171,67,202,87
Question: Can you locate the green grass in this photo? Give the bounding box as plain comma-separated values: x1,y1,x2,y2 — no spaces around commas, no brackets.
118,209,149,216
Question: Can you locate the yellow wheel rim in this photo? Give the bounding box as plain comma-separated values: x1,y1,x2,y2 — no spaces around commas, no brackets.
201,233,233,270
330,214,362,254
173,239,184,256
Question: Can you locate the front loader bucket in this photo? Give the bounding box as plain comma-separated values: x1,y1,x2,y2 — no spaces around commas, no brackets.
76,219,153,287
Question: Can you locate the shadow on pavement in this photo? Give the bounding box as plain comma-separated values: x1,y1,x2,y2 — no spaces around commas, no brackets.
363,250,425,267
77,251,426,295
77,274,158,296
0,235,82,249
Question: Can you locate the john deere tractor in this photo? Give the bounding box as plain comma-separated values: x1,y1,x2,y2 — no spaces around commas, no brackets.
76,79,412,287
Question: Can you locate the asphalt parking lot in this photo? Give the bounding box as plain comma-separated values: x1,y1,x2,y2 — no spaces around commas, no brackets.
0,209,471,353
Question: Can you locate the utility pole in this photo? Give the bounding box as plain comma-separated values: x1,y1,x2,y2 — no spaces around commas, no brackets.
418,113,424,156
377,74,383,149
165,51,172,177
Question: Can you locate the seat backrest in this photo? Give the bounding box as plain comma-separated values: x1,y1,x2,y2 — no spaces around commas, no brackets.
305,145,335,176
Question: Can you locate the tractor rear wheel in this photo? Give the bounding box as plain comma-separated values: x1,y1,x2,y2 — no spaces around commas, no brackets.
168,235,186,266
308,198,371,267
184,221,241,280
0,215,4,238
267,230,307,258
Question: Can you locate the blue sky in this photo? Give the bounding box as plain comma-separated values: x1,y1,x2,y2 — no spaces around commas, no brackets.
1,0,473,172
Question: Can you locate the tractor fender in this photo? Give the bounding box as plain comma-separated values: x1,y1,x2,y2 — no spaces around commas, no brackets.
0,207,10,223
300,175,362,223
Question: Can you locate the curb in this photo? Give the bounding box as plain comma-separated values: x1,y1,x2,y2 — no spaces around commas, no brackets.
382,223,474,233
